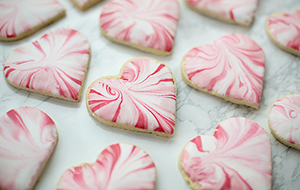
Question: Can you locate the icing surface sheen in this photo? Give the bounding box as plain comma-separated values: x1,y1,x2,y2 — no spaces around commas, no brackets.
57,143,156,190
0,107,57,190
184,34,265,106
269,94,300,145
186,0,258,25
0,0,65,38
181,117,272,190
88,58,176,135
267,9,300,50
3,28,90,101
100,0,179,52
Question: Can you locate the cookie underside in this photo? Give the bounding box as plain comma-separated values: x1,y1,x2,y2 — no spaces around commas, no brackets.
0,11,65,42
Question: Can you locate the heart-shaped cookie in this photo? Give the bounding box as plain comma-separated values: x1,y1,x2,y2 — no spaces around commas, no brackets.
71,0,102,11
185,0,258,26
181,34,265,109
100,0,179,56
3,28,90,102
86,57,176,137
266,9,300,57
269,94,300,150
57,143,156,190
0,107,58,190
179,117,272,190
0,0,65,41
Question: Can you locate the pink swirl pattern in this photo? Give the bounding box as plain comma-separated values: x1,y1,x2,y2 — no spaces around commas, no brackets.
185,0,258,25
87,58,176,136
100,0,179,52
0,0,65,39
183,34,265,107
0,107,58,190
269,94,300,145
57,143,156,190
3,28,90,102
267,9,300,51
180,117,272,190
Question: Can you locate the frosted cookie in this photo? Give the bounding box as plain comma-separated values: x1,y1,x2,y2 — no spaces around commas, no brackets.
100,0,179,56
0,107,58,190
3,28,90,102
71,0,102,11
266,9,300,57
57,143,156,190
179,117,272,190
86,57,176,137
181,34,265,109
268,94,300,150
0,0,65,41
185,0,258,26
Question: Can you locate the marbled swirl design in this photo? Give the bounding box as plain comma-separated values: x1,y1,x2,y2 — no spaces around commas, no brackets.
57,143,156,190
267,9,300,51
100,0,179,52
186,0,258,25
3,28,90,101
269,94,300,145
180,117,272,190
0,0,65,39
0,107,57,190
87,58,176,136
183,34,265,106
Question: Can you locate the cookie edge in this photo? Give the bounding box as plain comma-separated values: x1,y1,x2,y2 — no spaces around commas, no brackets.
85,57,177,138
265,10,300,57
268,94,300,150
70,0,103,11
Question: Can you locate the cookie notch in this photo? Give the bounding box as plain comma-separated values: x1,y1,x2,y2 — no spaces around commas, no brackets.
86,57,177,138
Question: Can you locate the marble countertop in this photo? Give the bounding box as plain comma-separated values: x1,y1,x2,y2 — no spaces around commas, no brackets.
1,0,300,189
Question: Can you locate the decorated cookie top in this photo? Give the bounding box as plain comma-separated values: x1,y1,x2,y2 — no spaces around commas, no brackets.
267,9,300,51
0,0,65,39
87,58,176,137
3,28,90,102
100,0,179,53
180,117,272,190
183,34,265,107
185,0,258,26
0,107,58,190
57,143,156,190
269,94,300,146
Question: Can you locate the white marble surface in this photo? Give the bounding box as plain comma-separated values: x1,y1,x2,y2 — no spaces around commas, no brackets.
1,0,300,189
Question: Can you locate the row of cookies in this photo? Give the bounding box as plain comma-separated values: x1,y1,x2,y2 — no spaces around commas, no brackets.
1,1,299,58
1,102,299,190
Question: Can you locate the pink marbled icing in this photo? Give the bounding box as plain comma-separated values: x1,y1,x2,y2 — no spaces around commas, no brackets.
183,34,265,106
269,94,300,145
180,117,272,190
57,143,156,190
0,107,57,190
3,28,90,101
100,0,179,52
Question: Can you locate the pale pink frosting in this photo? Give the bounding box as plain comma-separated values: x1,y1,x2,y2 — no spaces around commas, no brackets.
3,28,90,101
186,0,258,25
269,94,300,145
57,143,156,190
87,58,176,136
0,107,57,190
267,9,300,51
100,0,179,52
183,34,265,106
0,0,65,39
180,117,272,190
